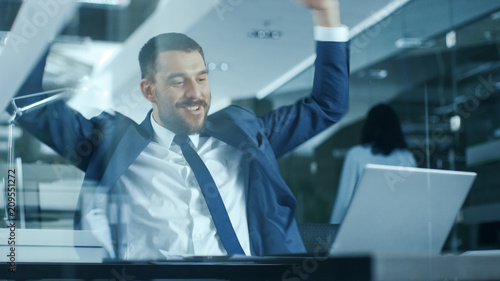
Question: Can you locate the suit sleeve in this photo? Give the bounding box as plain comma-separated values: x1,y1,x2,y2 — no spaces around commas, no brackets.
260,40,350,158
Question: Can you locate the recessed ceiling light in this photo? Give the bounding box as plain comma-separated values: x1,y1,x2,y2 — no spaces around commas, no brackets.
208,62,217,71
248,30,281,39
207,62,229,72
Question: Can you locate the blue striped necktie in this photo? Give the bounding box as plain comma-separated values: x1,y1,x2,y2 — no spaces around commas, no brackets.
173,134,245,255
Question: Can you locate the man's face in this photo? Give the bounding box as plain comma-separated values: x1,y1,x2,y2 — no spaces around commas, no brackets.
143,50,211,135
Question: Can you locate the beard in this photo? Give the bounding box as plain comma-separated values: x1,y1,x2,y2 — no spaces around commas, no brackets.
156,97,210,136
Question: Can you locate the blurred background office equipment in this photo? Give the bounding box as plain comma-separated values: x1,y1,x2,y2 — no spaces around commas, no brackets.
0,162,105,262
0,0,499,257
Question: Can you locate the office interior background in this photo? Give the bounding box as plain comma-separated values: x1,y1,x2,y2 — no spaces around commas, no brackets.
0,0,499,256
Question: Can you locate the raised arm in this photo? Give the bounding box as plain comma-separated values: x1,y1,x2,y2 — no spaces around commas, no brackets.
298,0,342,27
8,50,109,172
260,0,349,158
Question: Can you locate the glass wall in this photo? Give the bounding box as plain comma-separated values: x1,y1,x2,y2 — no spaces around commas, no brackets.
0,0,499,275
271,1,500,253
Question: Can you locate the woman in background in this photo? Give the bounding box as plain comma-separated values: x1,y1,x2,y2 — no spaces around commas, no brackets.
330,103,416,224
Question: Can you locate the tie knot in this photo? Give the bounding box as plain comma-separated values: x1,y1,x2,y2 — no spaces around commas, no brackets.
173,134,189,146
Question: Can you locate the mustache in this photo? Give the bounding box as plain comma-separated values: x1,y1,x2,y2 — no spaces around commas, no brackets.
176,98,208,108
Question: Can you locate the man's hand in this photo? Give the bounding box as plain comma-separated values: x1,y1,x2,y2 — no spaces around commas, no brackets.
296,0,338,11
296,0,342,27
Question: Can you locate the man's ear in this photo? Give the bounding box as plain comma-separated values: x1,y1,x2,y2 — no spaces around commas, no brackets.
140,78,156,103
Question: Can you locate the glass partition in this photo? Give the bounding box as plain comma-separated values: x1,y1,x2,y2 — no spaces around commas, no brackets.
268,1,500,254
0,0,499,278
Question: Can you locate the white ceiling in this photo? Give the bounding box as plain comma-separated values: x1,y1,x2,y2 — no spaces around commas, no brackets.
57,0,406,121
3,0,499,155
0,0,412,155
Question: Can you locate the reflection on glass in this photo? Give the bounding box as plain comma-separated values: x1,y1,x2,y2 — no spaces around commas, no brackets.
0,1,499,277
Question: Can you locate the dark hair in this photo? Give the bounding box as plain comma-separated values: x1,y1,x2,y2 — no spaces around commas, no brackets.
360,103,408,155
138,33,205,81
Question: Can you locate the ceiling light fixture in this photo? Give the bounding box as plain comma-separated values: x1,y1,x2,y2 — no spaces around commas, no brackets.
248,30,281,39
208,62,217,71
78,0,130,7
207,62,229,72
395,37,435,49
220,63,229,72
445,30,456,48
356,69,388,79
450,115,461,132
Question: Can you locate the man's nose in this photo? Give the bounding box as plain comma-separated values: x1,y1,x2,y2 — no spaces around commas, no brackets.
185,79,203,99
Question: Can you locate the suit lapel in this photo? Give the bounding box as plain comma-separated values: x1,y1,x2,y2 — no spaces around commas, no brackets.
203,118,259,157
97,112,260,191
98,112,153,192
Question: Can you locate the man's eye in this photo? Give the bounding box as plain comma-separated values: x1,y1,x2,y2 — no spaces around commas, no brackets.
198,75,208,83
169,80,185,86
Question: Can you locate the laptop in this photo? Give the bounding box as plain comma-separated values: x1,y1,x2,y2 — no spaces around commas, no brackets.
330,164,476,256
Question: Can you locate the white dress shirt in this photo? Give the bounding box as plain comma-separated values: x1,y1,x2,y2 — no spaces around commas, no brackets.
114,115,251,259
111,26,349,260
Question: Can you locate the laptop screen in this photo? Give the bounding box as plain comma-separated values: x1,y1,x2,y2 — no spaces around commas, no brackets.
330,164,476,256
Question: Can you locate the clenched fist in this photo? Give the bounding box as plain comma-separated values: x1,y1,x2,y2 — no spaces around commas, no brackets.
296,0,342,27
296,0,339,11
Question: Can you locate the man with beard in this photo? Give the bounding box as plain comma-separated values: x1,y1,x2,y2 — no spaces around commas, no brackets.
11,0,349,259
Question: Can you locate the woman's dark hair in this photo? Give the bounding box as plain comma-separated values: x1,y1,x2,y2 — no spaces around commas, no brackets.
360,103,408,155
138,32,205,82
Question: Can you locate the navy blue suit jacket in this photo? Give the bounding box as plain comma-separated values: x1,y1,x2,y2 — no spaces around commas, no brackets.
13,40,349,256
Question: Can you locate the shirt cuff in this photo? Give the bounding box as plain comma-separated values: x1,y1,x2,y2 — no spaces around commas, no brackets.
314,25,349,42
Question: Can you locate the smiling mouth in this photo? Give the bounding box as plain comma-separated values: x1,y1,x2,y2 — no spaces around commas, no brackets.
177,99,207,113
179,104,206,115
185,106,200,111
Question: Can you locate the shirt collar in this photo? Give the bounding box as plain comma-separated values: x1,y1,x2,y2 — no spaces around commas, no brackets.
150,114,200,149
